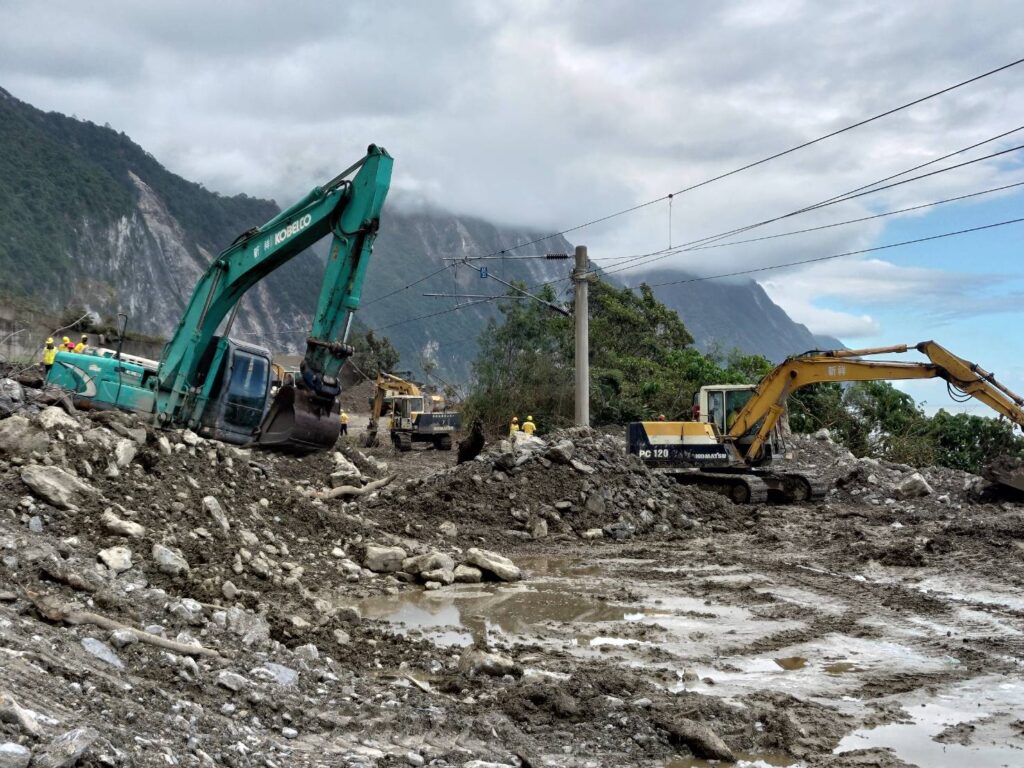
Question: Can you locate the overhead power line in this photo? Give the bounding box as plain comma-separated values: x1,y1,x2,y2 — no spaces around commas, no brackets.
638,217,1024,290
459,55,1024,261
360,263,455,307
686,180,1024,251
597,139,1024,277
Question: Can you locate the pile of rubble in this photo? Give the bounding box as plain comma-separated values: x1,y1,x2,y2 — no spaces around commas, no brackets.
360,427,732,546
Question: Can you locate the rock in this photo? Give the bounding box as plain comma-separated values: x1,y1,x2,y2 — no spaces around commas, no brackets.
896,472,934,499
458,647,523,678
114,438,137,468
98,546,133,574
464,548,522,582
28,517,42,533
333,629,352,645
585,492,606,515
659,717,735,762
453,564,483,583
170,599,204,625
604,521,636,541
156,436,172,455
281,727,298,739
511,431,545,453
108,629,138,649
0,742,31,768
0,379,23,402
545,439,575,464
554,500,573,511
363,545,407,573
181,430,201,447
813,428,832,442
202,495,231,533
217,671,248,692
294,643,319,661
330,453,363,485
421,567,454,585
461,762,515,768
570,459,595,474
402,551,455,575
20,465,96,509
582,528,604,540
151,543,190,576
38,407,80,432
80,638,123,669
438,520,458,538
30,728,99,768
101,509,146,538
222,580,239,600
253,662,298,687
0,416,49,455
405,752,425,767
529,518,548,540
227,606,271,646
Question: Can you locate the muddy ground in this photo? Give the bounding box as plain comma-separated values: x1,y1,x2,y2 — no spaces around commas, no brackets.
0,383,1021,767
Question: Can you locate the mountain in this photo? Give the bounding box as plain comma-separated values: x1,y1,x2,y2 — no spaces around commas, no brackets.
630,268,844,362
0,85,836,381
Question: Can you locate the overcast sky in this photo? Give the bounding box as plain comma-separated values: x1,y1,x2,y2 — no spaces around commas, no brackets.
2,0,1023,404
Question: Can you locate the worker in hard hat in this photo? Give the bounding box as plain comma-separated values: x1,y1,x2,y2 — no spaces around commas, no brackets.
41,337,57,375
61,336,74,351
339,410,349,436
657,414,667,422
73,334,89,353
522,415,536,435
509,416,520,437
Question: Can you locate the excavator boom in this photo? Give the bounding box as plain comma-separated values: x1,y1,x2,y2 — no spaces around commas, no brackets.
730,341,1024,474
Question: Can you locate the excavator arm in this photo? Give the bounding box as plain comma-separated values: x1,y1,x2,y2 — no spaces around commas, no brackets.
728,341,1024,464
154,145,393,449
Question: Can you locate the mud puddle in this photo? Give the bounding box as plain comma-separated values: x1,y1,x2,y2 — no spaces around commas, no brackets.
665,755,799,768
835,675,1024,767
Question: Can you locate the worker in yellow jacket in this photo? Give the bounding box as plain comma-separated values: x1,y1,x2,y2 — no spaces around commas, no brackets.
509,416,520,437
41,338,57,375
522,415,536,435
73,334,89,353
339,410,349,437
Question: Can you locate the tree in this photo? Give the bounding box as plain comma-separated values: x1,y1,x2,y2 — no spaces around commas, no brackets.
350,330,399,378
463,278,772,431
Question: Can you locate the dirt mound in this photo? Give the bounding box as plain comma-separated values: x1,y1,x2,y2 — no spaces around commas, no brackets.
359,426,734,546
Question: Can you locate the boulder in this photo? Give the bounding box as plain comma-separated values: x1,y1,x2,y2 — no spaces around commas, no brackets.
114,439,137,468
0,379,23,402
217,671,248,692
202,495,231,533
658,717,735,762
458,647,522,678
421,567,454,585
402,551,455,575
512,431,546,453
545,439,575,464
464,547,522,582
0,416,49,455
227,606,271,646
80,638,123,669
101,509,146,538
330,452,363,486
453,564,483,583
896,472,933,499
363,545,406,573
0,742,30,768
38,407,80,432
30,728,100,768
98,546,133,574
529,517,548,540
438,520,458,538
151,543,190,576
20,465,97,509
813,428,832,442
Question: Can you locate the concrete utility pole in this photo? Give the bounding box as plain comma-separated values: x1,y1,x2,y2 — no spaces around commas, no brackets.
573,245,590,426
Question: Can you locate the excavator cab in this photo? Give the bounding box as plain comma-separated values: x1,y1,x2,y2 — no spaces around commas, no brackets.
192,338,275,445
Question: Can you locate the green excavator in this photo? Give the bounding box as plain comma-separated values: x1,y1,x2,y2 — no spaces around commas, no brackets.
46,145,393,453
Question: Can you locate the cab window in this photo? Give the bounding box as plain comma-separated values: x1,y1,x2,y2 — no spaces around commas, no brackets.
707,390,725,432
224,352,269,429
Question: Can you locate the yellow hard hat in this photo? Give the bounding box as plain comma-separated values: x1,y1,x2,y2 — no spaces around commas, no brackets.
81,334,88,341
62,336,70,343
46,337,53,344
527,416,533,421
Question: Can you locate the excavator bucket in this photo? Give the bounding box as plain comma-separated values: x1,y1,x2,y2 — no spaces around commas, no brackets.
255,384,340,453
985,456,1024,494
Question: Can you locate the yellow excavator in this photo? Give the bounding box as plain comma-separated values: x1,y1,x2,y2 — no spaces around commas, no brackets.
364,372,461,451
628,341,1024,503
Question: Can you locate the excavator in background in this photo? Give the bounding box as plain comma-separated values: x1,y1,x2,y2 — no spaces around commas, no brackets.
364,372,461,451
628,341,1024,503
46,145,393,453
